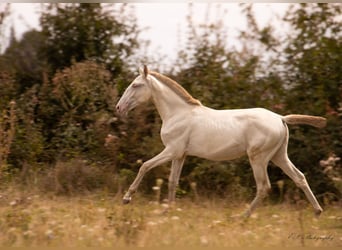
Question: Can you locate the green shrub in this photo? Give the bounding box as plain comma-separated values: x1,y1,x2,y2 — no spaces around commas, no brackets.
40,159,118,195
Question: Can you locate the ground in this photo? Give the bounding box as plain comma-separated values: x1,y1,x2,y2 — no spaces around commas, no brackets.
0,188,341,247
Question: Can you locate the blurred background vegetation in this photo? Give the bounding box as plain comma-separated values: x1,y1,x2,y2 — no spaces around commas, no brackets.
0,3,341,204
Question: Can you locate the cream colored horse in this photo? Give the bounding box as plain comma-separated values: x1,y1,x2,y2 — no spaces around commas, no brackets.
116,65,326,217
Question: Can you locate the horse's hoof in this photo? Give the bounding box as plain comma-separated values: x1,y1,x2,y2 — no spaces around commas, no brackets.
314,208,323,218
122,197,131,205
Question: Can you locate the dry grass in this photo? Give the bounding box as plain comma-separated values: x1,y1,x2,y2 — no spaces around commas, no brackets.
0,187,341,247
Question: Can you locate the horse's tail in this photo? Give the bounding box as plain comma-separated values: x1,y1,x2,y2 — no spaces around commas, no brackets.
282,114,327,128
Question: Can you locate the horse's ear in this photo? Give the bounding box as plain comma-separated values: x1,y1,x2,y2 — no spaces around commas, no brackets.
139,65,149,78
143,65,149,78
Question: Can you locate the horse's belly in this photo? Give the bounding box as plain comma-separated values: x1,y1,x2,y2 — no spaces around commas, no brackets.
186,133,246,161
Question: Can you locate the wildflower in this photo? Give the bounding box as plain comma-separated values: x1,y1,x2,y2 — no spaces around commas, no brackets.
49,220,57,226
156,178,164,187
23,230,35,237
152,209,162,214
152,186,160,191
190,182,197,189
171,216,180,221
97,208,106,213
161,203,169,209
104,134,118,147
136,159,143,164
9,200,17,206
45,229,54,239
147,221,157,226
212,220,222,225
200,235,209,245
242,230,254,236
250,213,258,219
157,218,168,224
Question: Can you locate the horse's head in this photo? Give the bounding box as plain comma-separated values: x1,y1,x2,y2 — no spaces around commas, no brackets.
116,65,152,116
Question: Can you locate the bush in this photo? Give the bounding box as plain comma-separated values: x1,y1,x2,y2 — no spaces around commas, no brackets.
189,161,249,200
0,100,16,180
38,60,117,161
40,159,119,195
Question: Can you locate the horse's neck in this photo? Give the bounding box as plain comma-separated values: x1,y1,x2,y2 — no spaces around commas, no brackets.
150,79,192,121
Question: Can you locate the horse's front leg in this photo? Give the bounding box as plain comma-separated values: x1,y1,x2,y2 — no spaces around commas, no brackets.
168,155,186,204
123,148,174,204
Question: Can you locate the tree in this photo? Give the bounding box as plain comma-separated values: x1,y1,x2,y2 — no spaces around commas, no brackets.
0,29,46,93
0,3,10,52
40,3,140,77
280,3,342,199
284,3,342,115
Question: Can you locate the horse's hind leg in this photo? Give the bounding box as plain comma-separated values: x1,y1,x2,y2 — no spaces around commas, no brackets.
272,149,323,216
243,155,271,218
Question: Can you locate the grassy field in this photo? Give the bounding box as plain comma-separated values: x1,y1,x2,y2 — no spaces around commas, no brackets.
0,187,341,247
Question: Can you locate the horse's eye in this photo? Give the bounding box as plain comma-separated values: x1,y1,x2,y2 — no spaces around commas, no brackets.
132,83,143,88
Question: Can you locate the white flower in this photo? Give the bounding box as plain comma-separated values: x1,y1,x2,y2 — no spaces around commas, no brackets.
9,200,17,206
45,229,54,238
161,203,169,209
212,220,222,225
171,216,180,221
200,235,208,245
147,221,157,226
156,178,164,186
97,208,106,213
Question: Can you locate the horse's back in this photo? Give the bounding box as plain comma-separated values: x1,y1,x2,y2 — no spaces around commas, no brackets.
186,107,286,161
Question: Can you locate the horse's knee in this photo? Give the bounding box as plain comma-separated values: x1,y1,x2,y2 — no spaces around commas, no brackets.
257,186,270,199
168,179,176,187
294,173,308,189
138,163,150,175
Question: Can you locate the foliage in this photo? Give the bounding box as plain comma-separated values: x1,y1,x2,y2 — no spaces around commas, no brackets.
40,3,140,76
8,85,44,168
0,72,17,110
0,100,16,177
40,159,117,195
280,3,342,198
0,30,46,93
37,60,117,161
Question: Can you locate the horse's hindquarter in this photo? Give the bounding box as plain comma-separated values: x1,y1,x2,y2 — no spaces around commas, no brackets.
186,107,286,161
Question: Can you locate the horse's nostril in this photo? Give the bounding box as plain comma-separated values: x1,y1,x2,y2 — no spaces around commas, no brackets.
116,105,120,110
